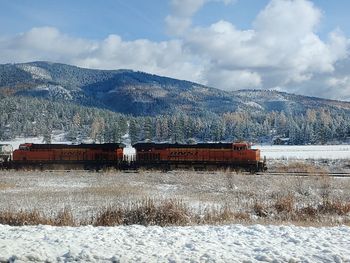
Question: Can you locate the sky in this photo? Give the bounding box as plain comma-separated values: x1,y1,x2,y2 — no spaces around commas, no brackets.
1,0,350,101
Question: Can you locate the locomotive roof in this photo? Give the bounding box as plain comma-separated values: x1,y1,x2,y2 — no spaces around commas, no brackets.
133,142,249,150
19,143,125,150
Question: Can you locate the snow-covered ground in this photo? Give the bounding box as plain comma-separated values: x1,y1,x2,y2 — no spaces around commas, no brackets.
255,144,350,160
0,224,349,262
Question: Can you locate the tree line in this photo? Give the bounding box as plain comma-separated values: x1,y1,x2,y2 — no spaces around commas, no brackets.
0,96,349,145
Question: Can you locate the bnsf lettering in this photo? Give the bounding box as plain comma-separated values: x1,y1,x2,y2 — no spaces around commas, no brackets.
169,151,198,157
61,151,83,156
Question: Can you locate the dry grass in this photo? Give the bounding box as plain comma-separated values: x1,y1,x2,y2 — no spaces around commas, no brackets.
0,168,350,226
273,161,329,174
251,195,350,224
0,181,16,190
0,200,231,227
274,194,295,213
0,207,75,226
0,196,349,227
95,199,191,227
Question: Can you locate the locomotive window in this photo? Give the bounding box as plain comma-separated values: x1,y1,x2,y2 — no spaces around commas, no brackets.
19,145,29,150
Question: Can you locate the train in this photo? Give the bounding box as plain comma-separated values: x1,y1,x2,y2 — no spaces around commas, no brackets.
0,141,266,172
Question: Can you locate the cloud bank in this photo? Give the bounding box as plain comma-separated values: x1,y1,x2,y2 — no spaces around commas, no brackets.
1,0,349,101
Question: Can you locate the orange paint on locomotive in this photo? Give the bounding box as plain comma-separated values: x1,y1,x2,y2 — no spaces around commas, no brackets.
13,143,124,162
135,142,262,163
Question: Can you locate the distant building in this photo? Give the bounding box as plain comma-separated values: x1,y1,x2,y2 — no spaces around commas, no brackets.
272,137,290,145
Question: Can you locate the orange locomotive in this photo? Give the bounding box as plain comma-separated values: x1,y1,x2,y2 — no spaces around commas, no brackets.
133,142,266,172
3,141,266,172
12,143,125,170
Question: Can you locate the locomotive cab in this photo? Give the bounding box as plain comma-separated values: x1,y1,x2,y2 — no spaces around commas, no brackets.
232,142,250,151
19,144,31,151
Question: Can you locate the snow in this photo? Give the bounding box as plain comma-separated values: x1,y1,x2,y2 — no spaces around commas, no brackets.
255,145,350,160
0,224,349,262
244,101,264,110
123,145,136,156
0,137,47,151
33,84,73,99
17,65,52,80
0,133,70,151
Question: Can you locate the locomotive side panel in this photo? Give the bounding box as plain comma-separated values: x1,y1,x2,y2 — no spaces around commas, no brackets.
133,142,266,172
11,143,125,170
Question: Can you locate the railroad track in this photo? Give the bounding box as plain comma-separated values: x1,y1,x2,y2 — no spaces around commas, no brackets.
257,171,350,177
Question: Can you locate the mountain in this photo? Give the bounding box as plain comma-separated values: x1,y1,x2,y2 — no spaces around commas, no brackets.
1,61,350,116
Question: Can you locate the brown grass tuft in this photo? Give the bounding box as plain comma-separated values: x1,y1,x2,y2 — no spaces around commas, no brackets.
94,207,123,226
318,200,350,215
0,210,51,226
94,199,191,227
274,195,295,213
0,207,76,226
296,206,318,220
54,207,76,226
253,202,268,217
275,161,328,174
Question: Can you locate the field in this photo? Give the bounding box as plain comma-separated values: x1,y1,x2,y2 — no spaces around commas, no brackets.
0,163,350,226
1,159,350,261
1,144,350,261
256,144,350,160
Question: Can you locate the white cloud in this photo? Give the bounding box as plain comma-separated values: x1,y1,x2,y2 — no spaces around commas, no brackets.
166,0,235,35
170,0,207,17
205,69,262,90
0,27,205,84
165,15,192,36
1,27,96,63
168,0,349,96
0,0,350,101
169,0,234,17
326,76,350,100
181,0,348,89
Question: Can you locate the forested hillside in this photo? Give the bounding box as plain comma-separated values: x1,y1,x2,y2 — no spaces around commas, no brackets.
1,95,349,145
0,95,128,144
2,62,350,117
1,62,350,145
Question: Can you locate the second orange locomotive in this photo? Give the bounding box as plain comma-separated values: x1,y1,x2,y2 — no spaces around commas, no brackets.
133,142,265,172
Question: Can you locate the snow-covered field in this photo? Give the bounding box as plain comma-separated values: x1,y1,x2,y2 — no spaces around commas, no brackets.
255,144,350,160
0,224,349,262
1,170,349,223
0,140,349,261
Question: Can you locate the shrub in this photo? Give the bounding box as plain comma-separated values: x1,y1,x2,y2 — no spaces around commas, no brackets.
94,199,191,227
253,202,268,217
318,200,350,215
274,195,295,213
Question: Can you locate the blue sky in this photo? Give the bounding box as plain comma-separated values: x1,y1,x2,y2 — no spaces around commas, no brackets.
1,0,350,100
1,0,349,41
